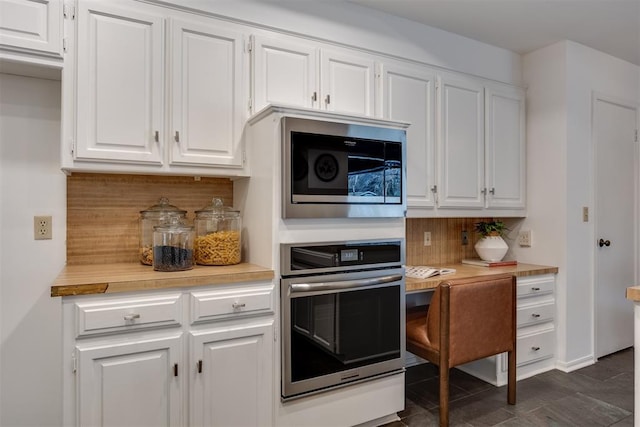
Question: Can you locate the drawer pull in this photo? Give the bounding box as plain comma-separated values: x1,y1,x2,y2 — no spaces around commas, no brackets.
531,313,541,318
531,346,541,351
232,302,246,309
531,287,541,291
124,313,141,321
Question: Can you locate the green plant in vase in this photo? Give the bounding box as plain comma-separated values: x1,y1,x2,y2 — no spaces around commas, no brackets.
473,220,509,261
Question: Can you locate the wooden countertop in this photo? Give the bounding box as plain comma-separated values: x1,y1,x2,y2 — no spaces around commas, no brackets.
51,262,274,297
406,263,559,293
626,287,640,302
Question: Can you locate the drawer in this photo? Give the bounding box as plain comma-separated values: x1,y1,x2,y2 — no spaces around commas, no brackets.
517,302,554,327
517,329,554,366
517,276,554,299
75,294,182,338
190,283,274,323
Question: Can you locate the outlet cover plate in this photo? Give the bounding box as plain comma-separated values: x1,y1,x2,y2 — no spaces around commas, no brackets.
34,216,52,240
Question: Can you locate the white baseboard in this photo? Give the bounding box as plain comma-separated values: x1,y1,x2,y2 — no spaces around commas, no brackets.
555,354,595,372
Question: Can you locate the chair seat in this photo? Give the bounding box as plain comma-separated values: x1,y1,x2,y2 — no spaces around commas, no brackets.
406,314,439,363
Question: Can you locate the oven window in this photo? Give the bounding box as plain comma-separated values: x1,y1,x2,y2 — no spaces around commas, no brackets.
289,285,401,383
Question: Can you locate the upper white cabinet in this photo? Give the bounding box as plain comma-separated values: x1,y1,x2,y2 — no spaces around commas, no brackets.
63,0,249,176
485,84,526,209
251,34,376,116
436,73,486,209
0,0,62,62
380,60,436,208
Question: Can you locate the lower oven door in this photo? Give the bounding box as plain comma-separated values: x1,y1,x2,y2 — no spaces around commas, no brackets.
281,267,405,400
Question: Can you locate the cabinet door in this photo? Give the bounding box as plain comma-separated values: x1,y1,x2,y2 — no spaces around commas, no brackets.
75,1,164,164
251,34,318,112
381,62,436,208
190,321,273,427
0,0,62,56
320,49,376,116
437,74,485,209
170,18,245,167
485,85,526,209
76,333,184,427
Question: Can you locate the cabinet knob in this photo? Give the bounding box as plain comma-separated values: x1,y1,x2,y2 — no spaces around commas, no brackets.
124,313,140,321
531,313,541,318
232,302,246,309
531,346,541,351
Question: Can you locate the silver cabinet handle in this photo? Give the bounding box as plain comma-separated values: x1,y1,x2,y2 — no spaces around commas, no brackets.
489,188,495,195
531,313,541,318
154,131,159,142
531,346,541,351
325,94,330,104
124,313,140,321
232,302,246,309
312,91,317,102
531,287,541,291
174,131,180,143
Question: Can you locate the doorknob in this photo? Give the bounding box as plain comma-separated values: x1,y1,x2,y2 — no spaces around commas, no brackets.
598,238,611,247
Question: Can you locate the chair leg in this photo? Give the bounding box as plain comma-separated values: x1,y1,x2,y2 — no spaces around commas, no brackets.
439,364,450,427
507,350,516,404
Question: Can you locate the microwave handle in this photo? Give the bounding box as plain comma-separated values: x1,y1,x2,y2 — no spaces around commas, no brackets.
289,274,402,294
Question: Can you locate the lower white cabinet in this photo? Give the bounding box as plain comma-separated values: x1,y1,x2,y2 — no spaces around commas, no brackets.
457,274,556,385
62,281,275,427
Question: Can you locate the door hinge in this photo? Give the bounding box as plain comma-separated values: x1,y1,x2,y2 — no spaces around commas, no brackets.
246,38,254,53
242,150,247,164
63,38,67,53
273,325,277,342
70,138,75,156
248,97,252,113
71,352,77,374
635,129,638,142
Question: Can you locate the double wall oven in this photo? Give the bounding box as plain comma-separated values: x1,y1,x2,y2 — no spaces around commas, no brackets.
280,240,406,400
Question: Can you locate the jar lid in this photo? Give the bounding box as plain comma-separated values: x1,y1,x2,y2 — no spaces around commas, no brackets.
195,197,240,218
141,197,187,217
153,216,193,233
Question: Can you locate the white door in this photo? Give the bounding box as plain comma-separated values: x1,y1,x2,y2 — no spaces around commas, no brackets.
251,35,319,112
190,321,273,427
594,96,638,358
76,333,184,426
436,74,485,209
0,0,62,55
75,1,164,164
485,85,526,209
320,49,376,116
381,61,436,209
169,18,245,167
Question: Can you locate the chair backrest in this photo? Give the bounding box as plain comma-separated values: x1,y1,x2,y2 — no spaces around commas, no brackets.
426,273,516,367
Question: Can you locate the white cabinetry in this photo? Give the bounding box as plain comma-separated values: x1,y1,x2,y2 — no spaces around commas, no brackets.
0,0,62,64
251,34,376,116
458,274,556,385
380,60,436,208
62,281,275,427
64,0,248,176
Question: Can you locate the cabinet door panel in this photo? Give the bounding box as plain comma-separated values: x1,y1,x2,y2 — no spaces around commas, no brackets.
252,35,318,111
485,85,526,209
77,333,183,426
321,49,375,116
170,19,245,167
437,74,484,208
0,0,61,55
381,62,436,208
76,1,164,164
190,321,273,427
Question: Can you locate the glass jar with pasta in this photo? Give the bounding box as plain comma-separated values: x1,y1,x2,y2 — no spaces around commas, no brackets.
194,197,241,265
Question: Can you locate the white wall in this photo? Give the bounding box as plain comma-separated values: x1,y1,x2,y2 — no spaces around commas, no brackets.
160,0,523,86
0,73,66,426
514,41,640,371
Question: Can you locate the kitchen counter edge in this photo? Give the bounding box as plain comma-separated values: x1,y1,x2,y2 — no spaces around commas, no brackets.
406,263,559,293
51,262,275,297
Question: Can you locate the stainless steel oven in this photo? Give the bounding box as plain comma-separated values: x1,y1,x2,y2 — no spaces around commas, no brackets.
282,117,406,218
280,240,405,400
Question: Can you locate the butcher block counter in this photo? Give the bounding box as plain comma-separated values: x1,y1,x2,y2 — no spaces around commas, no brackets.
51,262,274,297
406,263,559,293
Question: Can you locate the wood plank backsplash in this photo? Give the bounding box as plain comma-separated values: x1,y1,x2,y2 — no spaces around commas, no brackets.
406,217,492,266
67,173,233,265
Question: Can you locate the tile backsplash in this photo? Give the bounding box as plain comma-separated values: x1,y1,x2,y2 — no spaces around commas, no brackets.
406,217,493,266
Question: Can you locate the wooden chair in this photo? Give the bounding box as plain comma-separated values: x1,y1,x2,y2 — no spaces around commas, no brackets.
405,273,517,427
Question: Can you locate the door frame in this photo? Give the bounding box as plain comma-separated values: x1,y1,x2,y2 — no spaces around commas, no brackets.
590,90,640,359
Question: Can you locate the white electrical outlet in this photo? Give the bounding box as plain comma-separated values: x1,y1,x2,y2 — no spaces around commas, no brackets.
34,215,52,240
424,231,432,246
518,230,532,247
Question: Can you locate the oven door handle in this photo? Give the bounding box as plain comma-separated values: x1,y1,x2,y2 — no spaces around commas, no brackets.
289,274,402,294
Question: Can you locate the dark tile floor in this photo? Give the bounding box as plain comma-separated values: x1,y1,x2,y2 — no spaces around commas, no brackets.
386,348,634,426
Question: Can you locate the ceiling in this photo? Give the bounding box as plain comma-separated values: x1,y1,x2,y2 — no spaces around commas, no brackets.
348,0,640,66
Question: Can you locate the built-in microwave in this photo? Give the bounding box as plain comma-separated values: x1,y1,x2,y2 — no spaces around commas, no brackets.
281,117,406,218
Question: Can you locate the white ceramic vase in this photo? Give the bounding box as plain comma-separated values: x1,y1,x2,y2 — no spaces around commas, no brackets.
474,235,508,262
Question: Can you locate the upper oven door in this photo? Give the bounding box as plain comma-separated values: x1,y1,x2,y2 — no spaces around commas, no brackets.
282,117,406,218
